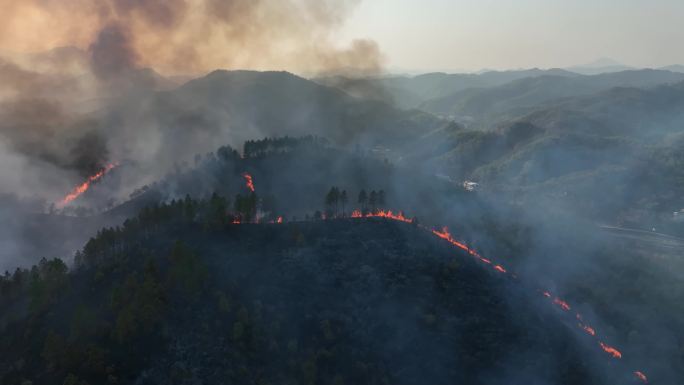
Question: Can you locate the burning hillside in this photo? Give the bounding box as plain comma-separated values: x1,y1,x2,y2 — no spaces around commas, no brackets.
0,207,622,384
56,162,119,208
242,172,255,193
343,209,648,383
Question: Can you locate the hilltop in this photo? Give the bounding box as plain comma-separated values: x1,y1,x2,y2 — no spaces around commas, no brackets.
1,210,615,385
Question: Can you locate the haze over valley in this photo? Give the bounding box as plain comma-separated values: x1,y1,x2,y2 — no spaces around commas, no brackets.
1,1,684,384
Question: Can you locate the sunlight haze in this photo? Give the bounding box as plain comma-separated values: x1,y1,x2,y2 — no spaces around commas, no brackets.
339,0,684,72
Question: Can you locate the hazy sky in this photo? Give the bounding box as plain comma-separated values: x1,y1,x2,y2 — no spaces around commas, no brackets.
338,0,684,72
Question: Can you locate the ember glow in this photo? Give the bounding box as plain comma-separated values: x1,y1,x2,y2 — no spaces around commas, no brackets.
347,210,648,380
366,210,412,223
553,298,571,312
579,323,597,336
599,342,623,359
350,209,412,222
228,207,647,380
243,173,255,192
57,163,119,208
634,371,648,383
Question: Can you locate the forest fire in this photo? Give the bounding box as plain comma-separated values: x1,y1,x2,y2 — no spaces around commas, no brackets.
599,342,623,359
346,211,648,380
634,371,648,383
367,210,412,223
57,163,119,208
224,207,647,380
579,323,597,336
553,298,571,311
243,173,255,192
350,209,412,223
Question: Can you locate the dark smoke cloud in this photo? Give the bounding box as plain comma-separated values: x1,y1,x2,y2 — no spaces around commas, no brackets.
0,0,381,198
112,0,188,28
0,0,382,76
0,0,386,274
89,23,139,80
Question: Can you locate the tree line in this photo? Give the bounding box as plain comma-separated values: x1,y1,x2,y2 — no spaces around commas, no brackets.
323,187,386,218
243,135,330,158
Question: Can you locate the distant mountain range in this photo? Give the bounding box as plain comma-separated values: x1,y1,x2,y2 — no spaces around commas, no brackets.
405,80,684,223
566,57,634,75
418,69,684,123
315,68,579,108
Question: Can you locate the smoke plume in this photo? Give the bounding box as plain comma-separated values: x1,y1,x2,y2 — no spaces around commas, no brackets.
0,0,382,200
0,0,382,76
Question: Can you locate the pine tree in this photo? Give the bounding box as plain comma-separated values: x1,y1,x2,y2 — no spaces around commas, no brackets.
358,189,368,212
377,190,386,207
369,190,378,212
340,190,348,217
325,187,340,218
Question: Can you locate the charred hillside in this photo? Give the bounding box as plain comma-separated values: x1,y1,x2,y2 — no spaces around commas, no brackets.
0,206,614,385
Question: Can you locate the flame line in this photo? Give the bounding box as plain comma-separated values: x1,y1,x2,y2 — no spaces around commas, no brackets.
346,209,647,381
225,208,648,381
242,173,255,192
57,163,119,208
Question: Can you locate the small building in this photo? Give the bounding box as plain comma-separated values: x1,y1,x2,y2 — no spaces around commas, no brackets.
463,181,479,192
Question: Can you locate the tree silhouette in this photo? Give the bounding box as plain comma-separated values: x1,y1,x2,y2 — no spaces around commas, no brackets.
325,187,340,218
340,190,348,217
377,190,386,208
358,190,368,212
369,190,378,212
234,193,258,223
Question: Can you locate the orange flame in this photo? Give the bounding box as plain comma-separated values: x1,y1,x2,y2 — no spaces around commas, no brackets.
350,209,413,223
57,163,118,208
599,342,622,359
634,371,648,383
277,216,283,224
280,207,648,380
368,210,413,223
579,323,596,336
243,173,255,192
553,298,571,311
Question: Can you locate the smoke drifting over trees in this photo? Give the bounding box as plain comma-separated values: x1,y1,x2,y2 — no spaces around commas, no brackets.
0,0,384,202
2,2,684,383
0,0,382,76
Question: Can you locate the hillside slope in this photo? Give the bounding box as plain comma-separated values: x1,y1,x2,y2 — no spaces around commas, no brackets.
98,70,444,170
405,81,684,222
0,216,615,385
316,68,578,108
420,70,684,122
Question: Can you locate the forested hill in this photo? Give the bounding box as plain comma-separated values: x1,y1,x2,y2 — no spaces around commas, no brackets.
0,200,615,385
